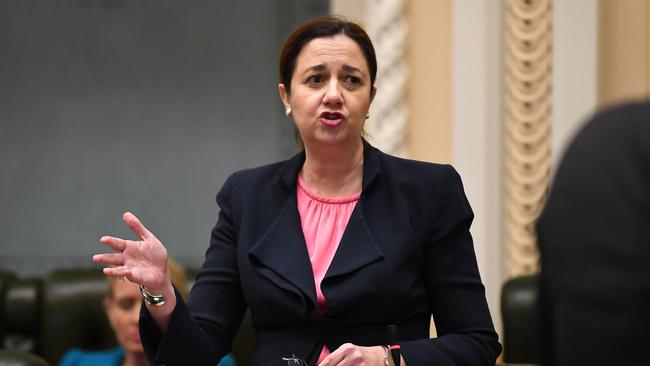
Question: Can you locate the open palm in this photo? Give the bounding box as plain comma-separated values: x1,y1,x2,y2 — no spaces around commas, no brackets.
94,212,169,290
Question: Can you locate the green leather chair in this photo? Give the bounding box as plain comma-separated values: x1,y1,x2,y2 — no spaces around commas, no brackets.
1,271,49,366
0,270,16,344
1,268,255,366
38,269,115,365
501,274,540,365
0,268,116,365
2,276,42,355
39,268,256,365
0,350,49,366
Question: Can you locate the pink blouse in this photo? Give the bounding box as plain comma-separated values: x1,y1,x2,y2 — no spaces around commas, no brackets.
296,174,361,362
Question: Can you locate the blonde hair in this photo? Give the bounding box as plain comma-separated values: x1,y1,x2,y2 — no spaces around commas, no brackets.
167,257,189,300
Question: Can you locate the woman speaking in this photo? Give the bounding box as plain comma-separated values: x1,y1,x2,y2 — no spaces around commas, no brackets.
93,16,501,366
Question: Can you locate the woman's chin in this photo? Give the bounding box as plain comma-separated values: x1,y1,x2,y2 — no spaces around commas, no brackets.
123,340,145,353
309,130,359,147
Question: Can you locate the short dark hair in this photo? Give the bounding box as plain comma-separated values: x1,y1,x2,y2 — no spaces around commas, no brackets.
278,15,377,95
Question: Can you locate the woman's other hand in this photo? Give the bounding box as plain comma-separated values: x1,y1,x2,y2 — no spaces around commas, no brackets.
94,212,170,293
317,344,385,366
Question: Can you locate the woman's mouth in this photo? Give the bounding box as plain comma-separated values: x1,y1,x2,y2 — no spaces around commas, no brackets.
131,330,141,342
320,112,344,127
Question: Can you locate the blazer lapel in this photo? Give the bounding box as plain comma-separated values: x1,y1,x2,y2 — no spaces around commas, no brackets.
325,139,384,279
323,202,384,279
248,194,318,307
247,140,385,308
248,150,319,308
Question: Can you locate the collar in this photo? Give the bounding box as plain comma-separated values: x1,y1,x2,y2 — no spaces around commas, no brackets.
277,138,381,192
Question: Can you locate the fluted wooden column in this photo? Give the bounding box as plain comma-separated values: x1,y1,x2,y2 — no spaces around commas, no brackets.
504,0,553,277
364,0,408,157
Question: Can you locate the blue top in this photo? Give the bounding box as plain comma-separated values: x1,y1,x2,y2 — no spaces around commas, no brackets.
60,347,236,366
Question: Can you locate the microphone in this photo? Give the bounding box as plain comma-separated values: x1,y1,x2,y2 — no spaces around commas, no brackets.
387,324,400,366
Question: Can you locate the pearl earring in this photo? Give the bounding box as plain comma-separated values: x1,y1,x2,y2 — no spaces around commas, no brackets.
285,106,292,116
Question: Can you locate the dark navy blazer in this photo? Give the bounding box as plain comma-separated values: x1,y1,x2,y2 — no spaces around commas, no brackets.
140,140,501,366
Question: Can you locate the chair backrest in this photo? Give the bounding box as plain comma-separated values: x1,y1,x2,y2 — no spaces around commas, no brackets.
39,269,116,365
0,349,49,366
1,267,256,365
3,277,42,354
501,274,540,364
0,270,17,344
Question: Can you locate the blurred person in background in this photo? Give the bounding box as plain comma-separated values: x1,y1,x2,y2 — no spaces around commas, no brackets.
59,259,235,366
538,101,650,365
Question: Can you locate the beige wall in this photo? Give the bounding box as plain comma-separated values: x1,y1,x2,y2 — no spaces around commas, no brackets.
405,0,453,164
330,0,365,24
598,0,650,108
552,0,599,169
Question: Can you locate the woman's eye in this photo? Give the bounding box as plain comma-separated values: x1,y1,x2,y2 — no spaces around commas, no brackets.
344,76,361,85
307,75,324,84
117,298,136,310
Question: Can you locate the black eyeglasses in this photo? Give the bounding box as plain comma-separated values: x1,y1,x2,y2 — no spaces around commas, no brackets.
282,354,309,366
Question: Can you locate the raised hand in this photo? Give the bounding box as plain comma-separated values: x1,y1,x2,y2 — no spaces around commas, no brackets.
94,212,170,292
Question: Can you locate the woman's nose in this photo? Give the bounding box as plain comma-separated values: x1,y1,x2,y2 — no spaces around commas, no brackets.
323,80,343,106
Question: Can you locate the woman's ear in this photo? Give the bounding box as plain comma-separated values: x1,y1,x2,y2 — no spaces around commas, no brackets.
370,86,377,104
278,83,290,112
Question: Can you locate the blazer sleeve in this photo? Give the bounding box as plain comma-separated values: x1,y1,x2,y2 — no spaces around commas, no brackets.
399,165,502,366
139,172,247,366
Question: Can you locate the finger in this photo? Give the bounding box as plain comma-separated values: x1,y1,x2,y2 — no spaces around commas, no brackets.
100,236,128,252
319,346,349,366
123,211,154,240
93,253,125,266
103,266,131,278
